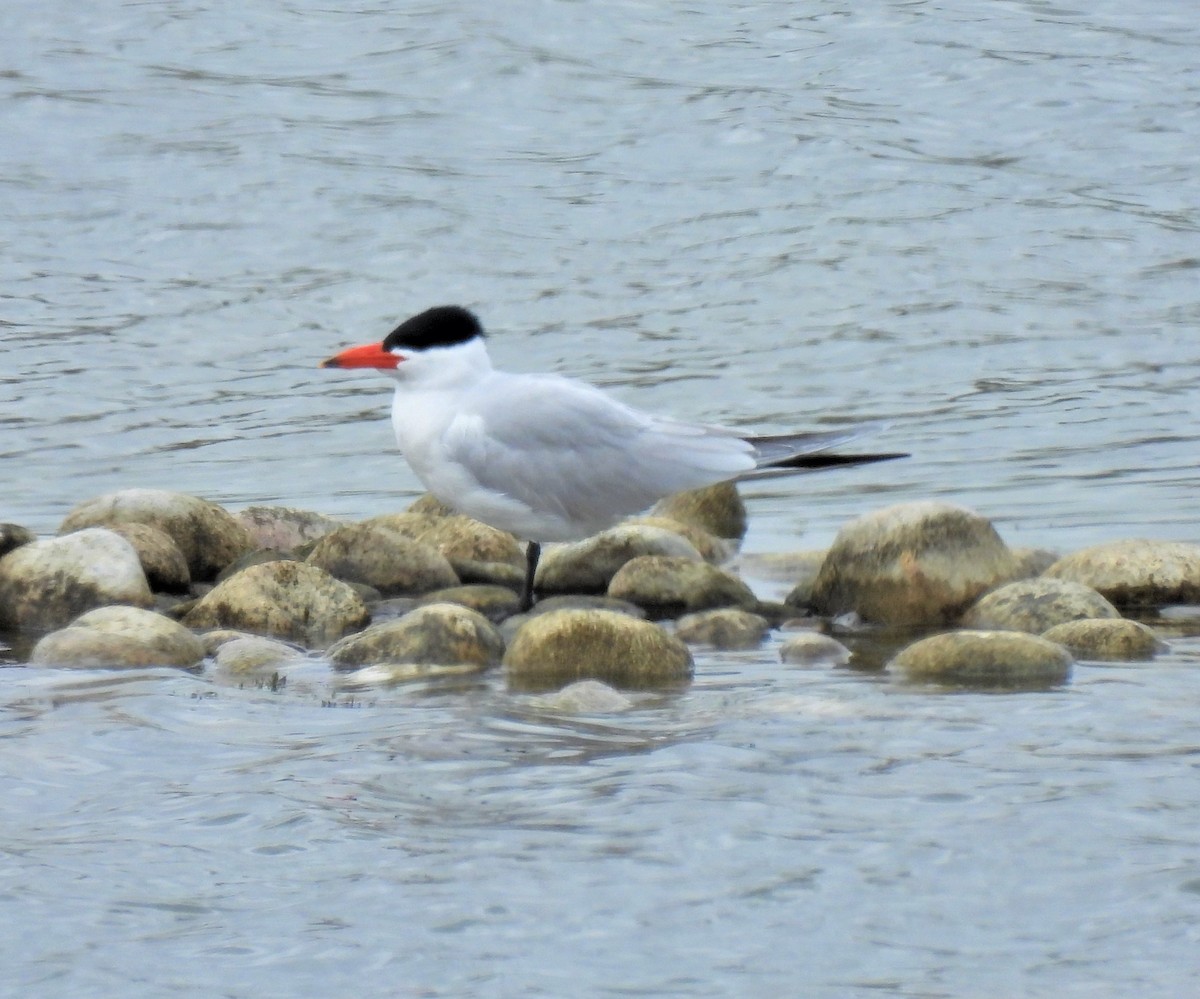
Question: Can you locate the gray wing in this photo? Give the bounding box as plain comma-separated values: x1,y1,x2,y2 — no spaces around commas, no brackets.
442,374,755,530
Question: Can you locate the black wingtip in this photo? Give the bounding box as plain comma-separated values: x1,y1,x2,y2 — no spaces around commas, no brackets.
774,451,910,470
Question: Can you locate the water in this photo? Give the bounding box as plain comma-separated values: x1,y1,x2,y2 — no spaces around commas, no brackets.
3,1,1200,995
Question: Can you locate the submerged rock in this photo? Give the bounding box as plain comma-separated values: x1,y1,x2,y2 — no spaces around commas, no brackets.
779,632,853,667
536,524,703,595
1044,539,1200,610
1040,618,1165,662
183,561,369,647
504,609,693,690
212,635,306,676
811,501,1020,627
887,630,1073,689
532,679,635,713
961,578,1119,634
675,607,770,649
305,521,458,595
60,488,254,582
0,528,153,632
29,605,204,670
326,602,505,671
608,555,757,618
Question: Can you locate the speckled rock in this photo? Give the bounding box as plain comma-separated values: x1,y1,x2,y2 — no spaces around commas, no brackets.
536,525,703,595
59,489,255,582
811,501,1020,627
0,523,35,559
779,632,853,667
504,608,693,691
1044,539,1200,609
1040,618,1165,662
961,578,1120,634
106,522,191,594
305,521,458,595
608,555,757,618
366,511,523,572
777,550,833,611
406,493,457,518
29,605,204,669
235,505,343,551
213,635,306,676
0,528,153,632
1009,547,1060,580
183,561,369,647
216,548,297,583
531,679,635,713
675,607,771,649
416,584,522,622
887,630,1073,688
650,481,747,542
326,602,504,671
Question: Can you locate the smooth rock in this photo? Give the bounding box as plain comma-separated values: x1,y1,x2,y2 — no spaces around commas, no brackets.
536,525,703,595
1040,618,1165,662
60,488,255,581
961,578,1120,634
1044,539,1200,609
1010,547,1060,579
675,607,770,649
811,501,1020,627
106,522,191,593
183,561,369,647
887,630,1073,688
0,523,35,558
649,481,747,541
780,632,853,667
608,555,757,618
504,609,693,690
326,603,505,671
29,605,204,669
0,528,153,632
416,584,522,622
778,550,833,611
532,680,634,713
234,505,343,551
623,516,732,562
305,522,458,595
213,635,305,676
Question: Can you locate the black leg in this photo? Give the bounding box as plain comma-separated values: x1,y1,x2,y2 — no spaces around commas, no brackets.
520,541,541,612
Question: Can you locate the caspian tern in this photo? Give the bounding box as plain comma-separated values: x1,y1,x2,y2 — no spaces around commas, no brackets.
321,305,905,610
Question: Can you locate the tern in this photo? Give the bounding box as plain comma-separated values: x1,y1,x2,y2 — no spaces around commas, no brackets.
321,305,905,611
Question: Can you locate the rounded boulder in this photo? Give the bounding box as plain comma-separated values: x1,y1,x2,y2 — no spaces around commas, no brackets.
0,528,152,632
504,608,693,691
326,602,505,671
1044,539,1200,610
30,605,204,669
961,578,1120,634
536,524,704,595
1040,618,1165,662
811,501,1020,627
887,630,1073,689
608,555,757,618
305,521,458,595
675,607,770,649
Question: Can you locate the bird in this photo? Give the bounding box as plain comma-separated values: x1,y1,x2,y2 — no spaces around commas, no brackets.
321,305,905,611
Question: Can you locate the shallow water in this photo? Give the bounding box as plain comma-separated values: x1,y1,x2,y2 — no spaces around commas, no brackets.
3,1,1200,995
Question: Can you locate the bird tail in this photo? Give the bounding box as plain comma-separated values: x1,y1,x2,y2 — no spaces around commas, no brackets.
741,421,908,479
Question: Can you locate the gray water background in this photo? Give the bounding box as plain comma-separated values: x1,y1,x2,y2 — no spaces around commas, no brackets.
2,1,1200,996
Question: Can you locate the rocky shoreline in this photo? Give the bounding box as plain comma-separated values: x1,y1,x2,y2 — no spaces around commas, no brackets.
2,485,1197,699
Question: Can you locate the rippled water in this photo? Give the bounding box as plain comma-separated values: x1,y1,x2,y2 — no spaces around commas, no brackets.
4,1,1200,995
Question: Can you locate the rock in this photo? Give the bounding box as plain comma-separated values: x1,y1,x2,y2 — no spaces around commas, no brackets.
608,555,757,618
305,522,458,595
407,493,457,518
0,528,153,631
60,489,255,581
780,632,853,667
198,629,260,656
451,558,525,590
339,660,489,686
811,501,1020,627
29,605,204,669
416,584,521,622
504,609,693,690
216,548,297,583
0,523,36,559
213,635,305,676
1040,618,1165,662
536,525,704,595
675,608,770,649
106,522,191,593
326,603,504,671
1044,539,1200,609
961,578,1120,634
183,561,369,647
650,481,746,541
1010,547,1060,579
887,630,1073,688
234,505,343,551
623,516,732,562
532,680,634,712
369,512,523,567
